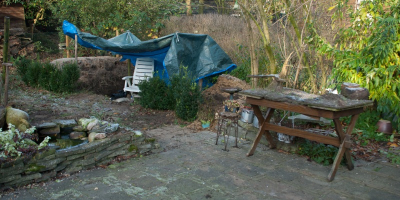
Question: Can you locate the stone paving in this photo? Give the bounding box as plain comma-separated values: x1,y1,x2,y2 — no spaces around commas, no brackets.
1,125,400,200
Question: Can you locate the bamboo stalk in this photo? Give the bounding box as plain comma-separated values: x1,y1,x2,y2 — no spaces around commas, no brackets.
2,17,10,82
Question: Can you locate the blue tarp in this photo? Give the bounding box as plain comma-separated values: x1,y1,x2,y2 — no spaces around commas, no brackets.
62,20,236,86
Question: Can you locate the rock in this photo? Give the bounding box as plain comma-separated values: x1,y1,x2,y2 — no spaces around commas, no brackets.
78,118,99,130
73,125,86,132
0,107,6,129
95,133,107,140
340,82,370,100
88,132,107,142
39,125,60,136
86,120,99,131
36,122,58,129
69,132,87,140
53,119,77,128
5,106,30,132
104,123,119,133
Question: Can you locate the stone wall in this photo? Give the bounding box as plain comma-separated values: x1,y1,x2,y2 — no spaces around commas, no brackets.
51,56,129,95
0,132,159,189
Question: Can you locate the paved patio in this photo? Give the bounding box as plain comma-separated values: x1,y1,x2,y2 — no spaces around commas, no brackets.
1,125,400,199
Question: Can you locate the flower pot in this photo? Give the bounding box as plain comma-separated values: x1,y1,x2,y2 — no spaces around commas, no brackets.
376,119,393,134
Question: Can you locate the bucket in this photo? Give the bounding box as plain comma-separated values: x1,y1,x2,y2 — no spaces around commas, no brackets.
253,115,259,128
240,108,254,123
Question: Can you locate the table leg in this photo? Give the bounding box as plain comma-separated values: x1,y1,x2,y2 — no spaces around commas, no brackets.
328,136,351,181
247,107,275,156
333,115,359,170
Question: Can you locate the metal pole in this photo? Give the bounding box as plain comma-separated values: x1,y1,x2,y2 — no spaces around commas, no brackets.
2,17,10,82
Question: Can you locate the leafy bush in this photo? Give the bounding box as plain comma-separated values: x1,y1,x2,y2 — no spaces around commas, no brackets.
0,124,50,161
312,0,400,130
15,59,80,93
298,140,339,166
170,68,202,121
138,76,175,110
138,67,202,121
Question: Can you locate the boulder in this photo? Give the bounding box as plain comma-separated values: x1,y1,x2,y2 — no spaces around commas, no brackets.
5,107,30,132
53,119,77,128
69,132,87,140
88,132,107,142
73,125,86,132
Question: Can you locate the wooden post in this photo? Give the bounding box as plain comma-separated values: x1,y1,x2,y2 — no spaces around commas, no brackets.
116,30,120,58
198,79,203,91
75,34,78,63
127,59,132,76
3,63,10,106
2,17,10,82
66,35,71,58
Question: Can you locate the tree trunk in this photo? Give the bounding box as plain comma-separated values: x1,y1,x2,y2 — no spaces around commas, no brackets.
186,0,192,16
243,0,258,88
199,0,204,14
256,0,277,74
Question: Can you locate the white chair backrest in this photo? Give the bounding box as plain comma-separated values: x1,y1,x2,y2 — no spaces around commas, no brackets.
133,57,154,85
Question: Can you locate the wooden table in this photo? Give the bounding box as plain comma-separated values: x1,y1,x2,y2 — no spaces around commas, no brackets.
240,88,373,181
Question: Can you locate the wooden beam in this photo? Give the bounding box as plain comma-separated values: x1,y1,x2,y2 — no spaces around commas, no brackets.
264,123,341,147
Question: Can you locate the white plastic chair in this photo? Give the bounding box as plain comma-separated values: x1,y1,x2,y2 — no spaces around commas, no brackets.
122,57,154,97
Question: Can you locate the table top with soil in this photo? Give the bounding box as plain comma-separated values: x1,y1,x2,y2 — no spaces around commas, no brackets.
239,88,374,111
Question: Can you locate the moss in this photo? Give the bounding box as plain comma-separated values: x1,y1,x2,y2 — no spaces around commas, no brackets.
25,163,46,173
145,138,156,143
128,145,138,152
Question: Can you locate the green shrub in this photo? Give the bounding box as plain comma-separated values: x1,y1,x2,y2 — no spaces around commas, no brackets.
138,76,175,110
15,59,80,93
15,57,31,84
38,63,56,90
170,67,202,121
60,63,80,92
25,61,42,87
138,66,202,121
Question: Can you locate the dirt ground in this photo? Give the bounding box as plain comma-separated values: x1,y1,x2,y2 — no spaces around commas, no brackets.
7,67,251,132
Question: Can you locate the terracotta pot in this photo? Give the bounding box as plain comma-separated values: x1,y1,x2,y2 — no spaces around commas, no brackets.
376,119,393,134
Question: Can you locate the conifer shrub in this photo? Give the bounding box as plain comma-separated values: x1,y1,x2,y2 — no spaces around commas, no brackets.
137,76,175,110
15,58,80,93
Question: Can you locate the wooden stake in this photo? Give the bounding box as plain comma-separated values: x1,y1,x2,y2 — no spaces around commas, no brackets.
75,34,78,63
127,59,132,76
2,63,11,106
2,17,10,82
66,35,71,58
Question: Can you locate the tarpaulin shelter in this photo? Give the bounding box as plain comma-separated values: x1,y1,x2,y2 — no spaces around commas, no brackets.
62,20,236,87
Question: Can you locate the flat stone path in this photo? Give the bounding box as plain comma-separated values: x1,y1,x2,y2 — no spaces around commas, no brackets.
1,125,400,199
